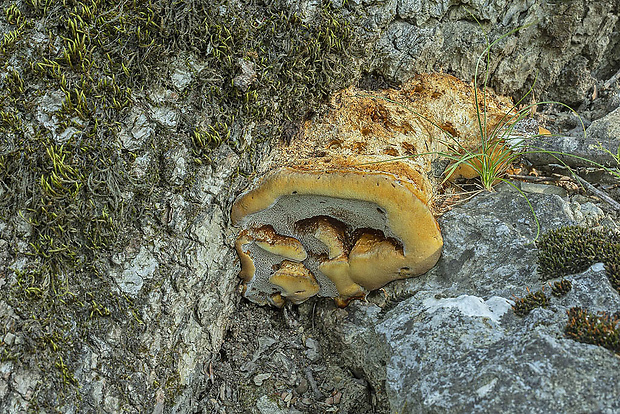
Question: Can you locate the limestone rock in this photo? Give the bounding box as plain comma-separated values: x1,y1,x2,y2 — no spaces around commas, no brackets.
525,106,620,168
320,185,620,413
361,0,619,104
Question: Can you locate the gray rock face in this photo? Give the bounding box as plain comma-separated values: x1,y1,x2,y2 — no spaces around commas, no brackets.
319,185,620,414
377,268,620,414
0,138,243,412
525,105,620,167
360,0,619,104
588,106,620,142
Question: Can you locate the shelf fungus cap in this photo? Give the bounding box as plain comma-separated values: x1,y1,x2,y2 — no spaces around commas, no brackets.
232,165,443,306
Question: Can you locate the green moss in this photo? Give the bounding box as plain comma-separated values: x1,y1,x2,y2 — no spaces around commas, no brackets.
536,226,620,353
192,123,231,162
537,225,620,293
5,4,23,25
565,307,620,354
0,24,25,54
512,289,550,317
605,252,620,293
178,0,361,158
550,278,572,297
0,0,363,408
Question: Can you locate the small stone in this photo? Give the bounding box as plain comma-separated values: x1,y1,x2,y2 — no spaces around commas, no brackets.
281,391,292,404
256,394,288,414
520,182,567,196
304,338,320,362
252,336,277,361
240,361,257,375
579,202,604,226
253,373,272,386
3,332,15,346
295,378,309,394
233,59,257,92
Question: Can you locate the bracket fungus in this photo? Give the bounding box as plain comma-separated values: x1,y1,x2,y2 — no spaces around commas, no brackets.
232,73,518,307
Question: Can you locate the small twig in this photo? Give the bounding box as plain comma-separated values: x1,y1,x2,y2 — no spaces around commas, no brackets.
506,174,566,183
435,188,483,199
435,187,483,215
311,301,317,331
573,174,620,212
208,361,215,384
